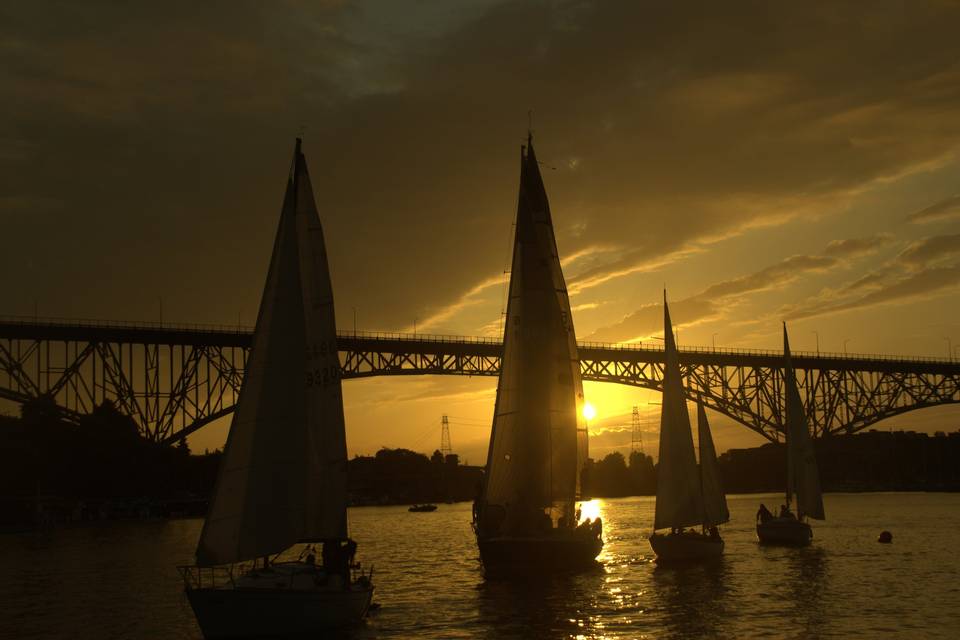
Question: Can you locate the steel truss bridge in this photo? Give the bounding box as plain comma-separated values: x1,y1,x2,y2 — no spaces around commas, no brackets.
1,317,958,446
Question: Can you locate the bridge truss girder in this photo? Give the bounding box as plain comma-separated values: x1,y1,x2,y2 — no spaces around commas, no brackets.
0,336,245,444
579,354,960,441
1,323,958,445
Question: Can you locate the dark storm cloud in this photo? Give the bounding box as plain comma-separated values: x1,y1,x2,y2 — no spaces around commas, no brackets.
3,1,960,333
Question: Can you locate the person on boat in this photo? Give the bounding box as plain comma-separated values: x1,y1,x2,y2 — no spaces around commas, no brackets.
708,526,720,540
322,539,351,586
779,504,796,519
344,538,358,567
756,503,774,523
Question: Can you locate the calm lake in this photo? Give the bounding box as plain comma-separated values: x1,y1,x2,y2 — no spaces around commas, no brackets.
3,492,959,639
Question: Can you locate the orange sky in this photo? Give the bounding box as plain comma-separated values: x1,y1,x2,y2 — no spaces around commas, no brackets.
2,1,959,463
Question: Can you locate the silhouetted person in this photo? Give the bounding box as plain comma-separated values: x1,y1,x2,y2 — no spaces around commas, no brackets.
322,540,352,587
708,526,720,540
757,503,774,523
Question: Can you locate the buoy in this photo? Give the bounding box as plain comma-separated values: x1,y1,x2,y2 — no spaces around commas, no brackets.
878,530,892,544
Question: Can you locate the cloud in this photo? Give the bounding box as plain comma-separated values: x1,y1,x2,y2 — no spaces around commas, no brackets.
588,234,891,342
907,195,960,224
823,234,894,258
567,245,703,296
571,302,600,312
588,297,718,343
897,233,960,270
786,263,960,321
5,1,960,333
406,273,503,333
779,232,960,321
0,195,62,217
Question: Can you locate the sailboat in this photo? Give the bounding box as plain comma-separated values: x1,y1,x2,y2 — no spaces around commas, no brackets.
756,323,825,546
178,139,374,638
648,294,729,562
472,133,602,572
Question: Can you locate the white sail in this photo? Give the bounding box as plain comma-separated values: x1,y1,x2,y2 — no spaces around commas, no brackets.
697,402,729,526
196,140,347,567
482,135,585,534
653,294,704,531
783,324,825,521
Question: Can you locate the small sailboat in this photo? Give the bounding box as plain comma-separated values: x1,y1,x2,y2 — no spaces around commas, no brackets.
756,323,825,546
178,139,374,638
648,294,728,562
472,133,602,573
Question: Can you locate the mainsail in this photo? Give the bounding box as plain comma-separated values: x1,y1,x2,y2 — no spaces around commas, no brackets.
697,402,730,526
653,294,704,531
783,324,825,521
482,134,586,534
196,139,348,566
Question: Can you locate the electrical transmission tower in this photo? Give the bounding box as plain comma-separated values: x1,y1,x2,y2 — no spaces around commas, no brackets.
630,405,644,454
440,414,452,456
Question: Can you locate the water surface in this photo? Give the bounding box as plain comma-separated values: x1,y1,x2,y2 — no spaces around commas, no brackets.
3,493,959,638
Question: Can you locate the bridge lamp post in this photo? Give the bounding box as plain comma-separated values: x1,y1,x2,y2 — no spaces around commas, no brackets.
812,331,820,355
843,338,851,354
712,333,718,350
945,336,954,360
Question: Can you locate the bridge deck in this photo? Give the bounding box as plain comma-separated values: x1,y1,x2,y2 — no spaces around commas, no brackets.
2,317,956,375
2,317,958,443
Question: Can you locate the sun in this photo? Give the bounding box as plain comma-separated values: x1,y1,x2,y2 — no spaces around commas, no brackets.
582,401,597,421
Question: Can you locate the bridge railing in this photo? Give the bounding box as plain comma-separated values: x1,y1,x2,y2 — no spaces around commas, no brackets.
2,315,955,365
0,315,253,335
577,339,956,364
338,329,502,345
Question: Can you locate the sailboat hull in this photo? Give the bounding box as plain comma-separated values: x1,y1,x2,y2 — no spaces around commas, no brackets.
756,517,813,546
478,531,602,575
649,532,724,562
186,582,373,639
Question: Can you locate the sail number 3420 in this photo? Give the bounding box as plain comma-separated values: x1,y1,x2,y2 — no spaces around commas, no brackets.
305,365,340,389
